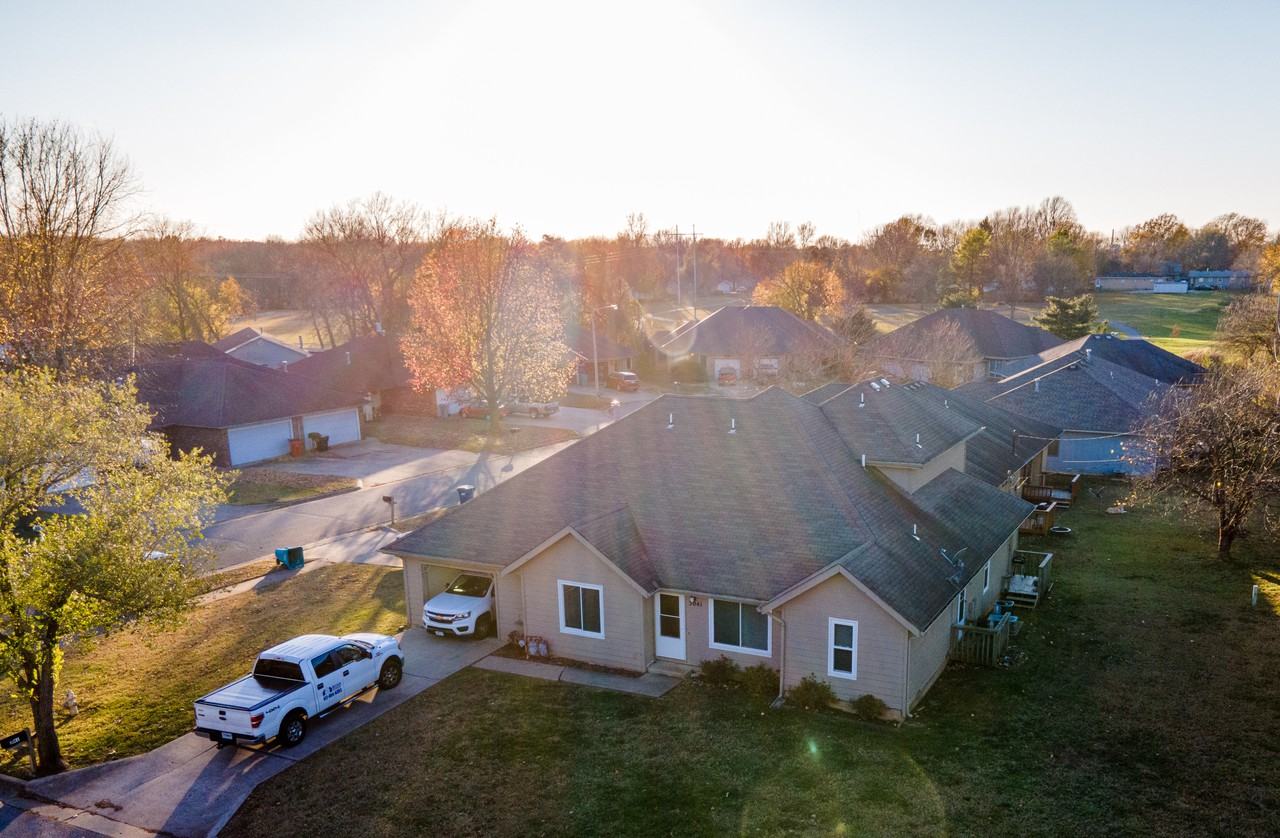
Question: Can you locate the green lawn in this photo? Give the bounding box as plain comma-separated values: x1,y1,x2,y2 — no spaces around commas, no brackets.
224,485,1280,837
0,565,406,776
1095,291,1232,354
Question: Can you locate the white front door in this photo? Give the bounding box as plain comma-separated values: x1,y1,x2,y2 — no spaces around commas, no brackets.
654,593,686,660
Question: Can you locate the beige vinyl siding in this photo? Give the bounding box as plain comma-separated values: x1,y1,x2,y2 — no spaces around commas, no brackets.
496,573,523,639
403,558,425,627
511,534,647,672
684,596,782,669
907,605,951,707
875,440,967,494
780,575,908,715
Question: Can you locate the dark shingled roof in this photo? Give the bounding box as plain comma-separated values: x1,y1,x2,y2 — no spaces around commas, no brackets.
130,354,366,429
211,327,263,352
816,379,982,466
288,334,412,394
565,324,635,363
801,381,852,404
388,387,1033,631
897,382,1061,487
659,305,839,358
871,308,1059,361
1009,334,1204,385
958,351,1170,433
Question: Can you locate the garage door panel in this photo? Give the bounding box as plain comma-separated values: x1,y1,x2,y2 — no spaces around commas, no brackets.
227,420,293,466
302,409,361,446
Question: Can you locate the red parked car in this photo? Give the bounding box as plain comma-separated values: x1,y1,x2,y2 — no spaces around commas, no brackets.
459,401,509,420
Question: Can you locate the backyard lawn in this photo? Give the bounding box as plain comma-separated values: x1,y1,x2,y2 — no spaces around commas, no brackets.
367,413,578,454
0,565,405,777
224,484,1279,837
1094,291,1231,354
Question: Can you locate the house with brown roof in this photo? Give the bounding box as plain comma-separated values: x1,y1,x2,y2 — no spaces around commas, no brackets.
867,308,1059,385
130,352,367,466
386,383,1042,718
658,305,840,382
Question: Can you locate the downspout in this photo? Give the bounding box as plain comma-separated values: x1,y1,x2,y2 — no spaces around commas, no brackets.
770,610,787,708
902,628,911,722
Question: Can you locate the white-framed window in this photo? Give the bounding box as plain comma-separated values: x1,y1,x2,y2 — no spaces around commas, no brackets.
982,561,991,594
955,591,967,625
708,598,771,656
827,618,858,680
557,580,604,639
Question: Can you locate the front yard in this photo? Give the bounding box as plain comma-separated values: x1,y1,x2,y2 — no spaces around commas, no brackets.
226,467,358,505
368,413,578,455
224,484,1280,837
0,565,406,777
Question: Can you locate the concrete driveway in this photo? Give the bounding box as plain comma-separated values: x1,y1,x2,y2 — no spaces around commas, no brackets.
245,440,478,487
25,630,499,838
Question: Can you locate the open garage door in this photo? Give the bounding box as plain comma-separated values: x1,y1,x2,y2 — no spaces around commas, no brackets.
302,408,362,447
227,419,293,465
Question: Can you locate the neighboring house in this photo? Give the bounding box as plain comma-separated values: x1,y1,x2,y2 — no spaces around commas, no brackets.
131,353,367,466
658,305,840,381
959,350,1172,475
566,324,634,388
386,385,1036,719
867,308,1059,384
1004,334,1204,386
289,333,464,418
1094,275,1188,293
213,326,309,369
1188,270,1254,291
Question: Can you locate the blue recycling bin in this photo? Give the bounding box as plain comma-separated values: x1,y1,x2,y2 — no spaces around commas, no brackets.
274,546,304,570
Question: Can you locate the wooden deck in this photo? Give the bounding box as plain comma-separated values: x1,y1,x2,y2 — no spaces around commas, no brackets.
1021,473,1080,507
950,613,1014,667
1003,549,1054,608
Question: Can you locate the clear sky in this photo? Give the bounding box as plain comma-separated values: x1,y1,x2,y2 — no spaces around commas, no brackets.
3,0,1278,242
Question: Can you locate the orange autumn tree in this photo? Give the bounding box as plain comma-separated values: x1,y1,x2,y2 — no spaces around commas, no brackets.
402,219,574,430
751,259,844,321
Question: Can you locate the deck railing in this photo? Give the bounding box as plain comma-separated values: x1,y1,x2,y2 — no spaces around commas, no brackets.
949,613,1013,667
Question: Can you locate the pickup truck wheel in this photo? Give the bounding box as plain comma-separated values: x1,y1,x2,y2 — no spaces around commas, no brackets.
530,408,541,419
474,613,494,640
378,657,403,690
280,712,307,748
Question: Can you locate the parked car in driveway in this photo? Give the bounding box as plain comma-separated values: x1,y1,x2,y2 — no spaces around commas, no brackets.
459,400,509,420
509,398,560,419
423,573,495,638
193,633,403,749
607,370,640,392
717,368,738,386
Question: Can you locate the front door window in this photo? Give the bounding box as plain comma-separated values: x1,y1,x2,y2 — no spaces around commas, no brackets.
654,593,686,660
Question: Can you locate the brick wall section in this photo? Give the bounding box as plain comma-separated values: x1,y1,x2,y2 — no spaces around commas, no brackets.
164,426,231,467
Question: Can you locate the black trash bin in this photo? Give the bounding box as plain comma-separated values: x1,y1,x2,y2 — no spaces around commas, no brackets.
456,484,476,504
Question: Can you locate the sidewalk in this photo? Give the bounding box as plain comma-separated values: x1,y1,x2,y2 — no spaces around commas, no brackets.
472,655,682,698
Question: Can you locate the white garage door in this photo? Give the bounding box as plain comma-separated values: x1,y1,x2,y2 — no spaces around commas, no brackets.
302,408,362,447
227,420,294,466
713,358,741,377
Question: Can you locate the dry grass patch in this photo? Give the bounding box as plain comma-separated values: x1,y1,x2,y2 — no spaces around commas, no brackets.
368,414,577,455
226,467,357,505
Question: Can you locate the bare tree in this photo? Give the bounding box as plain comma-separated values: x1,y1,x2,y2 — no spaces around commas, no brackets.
1131,363,1280,557
1217,293,1278,362
302,193,437,338
0,117,141,369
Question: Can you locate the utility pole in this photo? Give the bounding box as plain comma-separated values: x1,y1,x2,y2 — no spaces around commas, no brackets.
691,224,698,321
674,224,681,313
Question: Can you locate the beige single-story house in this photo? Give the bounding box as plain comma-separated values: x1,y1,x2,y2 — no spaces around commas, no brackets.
656,305,840,382
386,383,1041,718
866,308,1059,386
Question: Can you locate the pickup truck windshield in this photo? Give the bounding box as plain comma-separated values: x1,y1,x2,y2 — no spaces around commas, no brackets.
253,658,306,682
445,574,491,597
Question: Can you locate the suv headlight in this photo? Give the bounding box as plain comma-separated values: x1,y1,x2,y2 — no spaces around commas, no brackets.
456,611,471,620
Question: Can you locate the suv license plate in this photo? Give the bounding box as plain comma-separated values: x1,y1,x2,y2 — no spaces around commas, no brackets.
433,630,446,637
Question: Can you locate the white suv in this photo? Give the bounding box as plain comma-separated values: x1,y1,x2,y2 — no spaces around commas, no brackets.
423,574,495,638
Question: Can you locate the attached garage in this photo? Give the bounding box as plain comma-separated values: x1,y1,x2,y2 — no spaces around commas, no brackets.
397,555,522,638
302,408,362,447
712,357,741,379
226,419,294,466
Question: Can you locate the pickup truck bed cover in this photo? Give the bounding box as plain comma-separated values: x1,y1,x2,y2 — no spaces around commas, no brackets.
196,675,306,712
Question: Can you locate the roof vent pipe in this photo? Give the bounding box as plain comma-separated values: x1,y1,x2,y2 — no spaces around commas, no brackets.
729,418,736,434
861,453,866,468
859,392,865,407
666,412,674,430
345,351,352,366
281,361,288,373
912,523,920,541
944,399,949,409
915,432,922,447
1034,378,1040,392
298,336,304,350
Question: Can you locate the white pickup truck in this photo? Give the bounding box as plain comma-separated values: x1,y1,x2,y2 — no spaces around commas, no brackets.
194,633,403,748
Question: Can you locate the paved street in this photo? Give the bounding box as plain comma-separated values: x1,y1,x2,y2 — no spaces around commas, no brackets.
206,440,572,569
